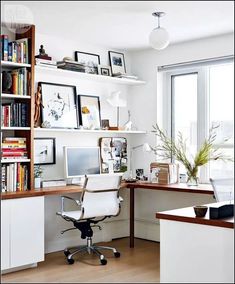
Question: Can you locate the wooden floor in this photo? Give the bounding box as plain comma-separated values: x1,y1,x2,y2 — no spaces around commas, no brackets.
1,238,160,283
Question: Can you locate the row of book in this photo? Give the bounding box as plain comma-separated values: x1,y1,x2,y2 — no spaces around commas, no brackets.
1,162,29,192
1,34,29,63
35,58,57,69
1,137,28,161
1,103,28,127
2,68,31,96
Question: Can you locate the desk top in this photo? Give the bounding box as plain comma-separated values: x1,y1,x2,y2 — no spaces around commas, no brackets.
1,182,214,200
156,201,234,229
126,181,213,195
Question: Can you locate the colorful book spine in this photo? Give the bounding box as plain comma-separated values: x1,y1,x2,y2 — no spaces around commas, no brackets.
1,34,9,61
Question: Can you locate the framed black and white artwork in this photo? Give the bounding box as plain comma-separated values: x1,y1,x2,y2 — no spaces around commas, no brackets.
75,51,100,74
77,95,101,129
39,82,78,129
108,51,126,75
34,138,56,165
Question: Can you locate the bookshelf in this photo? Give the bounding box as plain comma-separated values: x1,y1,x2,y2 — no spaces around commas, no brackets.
1,24,35,191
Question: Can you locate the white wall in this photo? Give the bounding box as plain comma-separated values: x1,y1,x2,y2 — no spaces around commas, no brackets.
128,33,234,241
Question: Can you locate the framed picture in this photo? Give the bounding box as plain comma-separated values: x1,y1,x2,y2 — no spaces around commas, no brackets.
98,65,111,76
108,51,126,75
99,137,127,173
101,119,110,130
75,51,100,74
77,95,101,129
34,138,56,165
39,82,78,129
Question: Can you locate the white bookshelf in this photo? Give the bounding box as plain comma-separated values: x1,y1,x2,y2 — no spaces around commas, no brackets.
34,128,147,134
35,65,146,86
1,127,31,131
1,61,31,68
1,159,31,163
1,94,31,99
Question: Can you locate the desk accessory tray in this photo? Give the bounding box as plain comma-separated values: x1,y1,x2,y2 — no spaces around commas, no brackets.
209,204,234,219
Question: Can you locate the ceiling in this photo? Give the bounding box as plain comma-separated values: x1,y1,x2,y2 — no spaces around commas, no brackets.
1,1,234,50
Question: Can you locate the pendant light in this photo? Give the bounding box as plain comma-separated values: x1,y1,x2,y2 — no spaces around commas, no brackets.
149,12,169,50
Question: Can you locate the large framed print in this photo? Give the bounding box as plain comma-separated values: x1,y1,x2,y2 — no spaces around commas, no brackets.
34,137,56,165
39,82,78,128
75,51,100,74
78,95,101,129
108,51,126,75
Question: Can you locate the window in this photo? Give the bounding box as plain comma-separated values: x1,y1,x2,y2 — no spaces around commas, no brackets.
163,60,234,182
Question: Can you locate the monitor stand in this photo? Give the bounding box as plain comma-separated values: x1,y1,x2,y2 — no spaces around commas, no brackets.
66,177,85,186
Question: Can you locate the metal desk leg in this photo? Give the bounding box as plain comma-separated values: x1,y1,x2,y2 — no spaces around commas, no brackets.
130,187,135,248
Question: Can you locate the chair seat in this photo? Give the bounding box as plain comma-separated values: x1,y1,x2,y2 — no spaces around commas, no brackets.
59,210,83,220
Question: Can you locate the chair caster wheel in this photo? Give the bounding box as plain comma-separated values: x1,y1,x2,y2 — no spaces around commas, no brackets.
100,258,107,265
114,251,121,258
64,250,71,257
67,258,75,265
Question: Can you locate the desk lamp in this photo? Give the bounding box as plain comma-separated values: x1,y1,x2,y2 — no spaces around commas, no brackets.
107,91,127,130
128,143,152,181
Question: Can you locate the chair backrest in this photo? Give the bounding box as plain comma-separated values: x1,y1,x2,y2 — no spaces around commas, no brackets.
210,178,234,202
80,174,122,219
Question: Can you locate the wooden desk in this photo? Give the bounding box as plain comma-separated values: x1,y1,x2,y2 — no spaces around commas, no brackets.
156,201,234,283
126,182,214,248
1,182,214,248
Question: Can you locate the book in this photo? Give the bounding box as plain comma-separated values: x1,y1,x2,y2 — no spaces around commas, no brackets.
1,34,9,61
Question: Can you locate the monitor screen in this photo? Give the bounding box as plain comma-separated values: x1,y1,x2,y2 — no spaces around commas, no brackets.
64,146,101,178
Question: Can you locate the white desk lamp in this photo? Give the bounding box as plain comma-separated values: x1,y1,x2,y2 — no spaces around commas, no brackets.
107,91,127,129
128,143,152,180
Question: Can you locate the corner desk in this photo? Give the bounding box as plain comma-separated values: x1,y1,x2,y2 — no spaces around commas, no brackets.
1,182,214,249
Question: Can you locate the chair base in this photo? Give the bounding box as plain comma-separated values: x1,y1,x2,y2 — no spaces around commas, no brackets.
64,237,120,265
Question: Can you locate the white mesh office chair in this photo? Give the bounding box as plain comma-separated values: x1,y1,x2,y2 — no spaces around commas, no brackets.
210,178,234,202
57,174,123,265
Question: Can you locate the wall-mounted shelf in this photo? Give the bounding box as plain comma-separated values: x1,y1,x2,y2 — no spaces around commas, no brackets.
34,128,147,134
35,65,146,86
1,61,31,68
1,94,31,99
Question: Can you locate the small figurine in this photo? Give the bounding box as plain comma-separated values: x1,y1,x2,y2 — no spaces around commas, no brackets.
35,44,52,60
34,85,42,127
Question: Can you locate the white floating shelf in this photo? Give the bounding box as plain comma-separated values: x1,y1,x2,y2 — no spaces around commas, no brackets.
1,93,31,99
1,159,30,163
35,65,146,86
34,128,147,134
1,127,31,130
1,61,31,68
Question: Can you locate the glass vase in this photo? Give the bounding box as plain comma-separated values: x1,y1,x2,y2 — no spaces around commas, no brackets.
186,175,199,186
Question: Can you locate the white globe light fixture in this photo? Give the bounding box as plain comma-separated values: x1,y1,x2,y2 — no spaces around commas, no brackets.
149,12,169,50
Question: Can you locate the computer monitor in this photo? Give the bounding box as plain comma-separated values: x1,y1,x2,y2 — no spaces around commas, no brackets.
64,146,101,179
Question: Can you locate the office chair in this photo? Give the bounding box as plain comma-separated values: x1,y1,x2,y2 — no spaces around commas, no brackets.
210,178,234,202
57,174,123,265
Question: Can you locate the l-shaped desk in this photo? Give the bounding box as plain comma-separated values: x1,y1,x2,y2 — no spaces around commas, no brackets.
1,181,214,248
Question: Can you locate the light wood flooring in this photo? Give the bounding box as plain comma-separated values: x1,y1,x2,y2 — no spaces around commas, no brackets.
1,238,160,283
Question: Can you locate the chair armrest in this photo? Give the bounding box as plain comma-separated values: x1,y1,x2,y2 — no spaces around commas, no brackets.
60,196,81,212
119,196,124,202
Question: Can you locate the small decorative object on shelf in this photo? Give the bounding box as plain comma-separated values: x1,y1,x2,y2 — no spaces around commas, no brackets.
151,124,233,186
123,110,133,131
35,44,52,60
34,165,43,189
2,71,12,93
98,65,111,76
34,85,42,127
41,121,51,128
101,119,110,130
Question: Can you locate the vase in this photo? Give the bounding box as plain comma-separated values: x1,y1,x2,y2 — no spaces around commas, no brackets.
186,174,199,186
34,177,41,189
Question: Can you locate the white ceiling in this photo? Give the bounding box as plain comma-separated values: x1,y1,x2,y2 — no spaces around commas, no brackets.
1,1,234,50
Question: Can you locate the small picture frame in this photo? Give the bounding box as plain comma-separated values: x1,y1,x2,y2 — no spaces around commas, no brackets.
108,51,126,75
39,82,78,129
101,119,110,130
34,138,56,165
77,95,101,129
98,65,111,76
75,51,100,74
